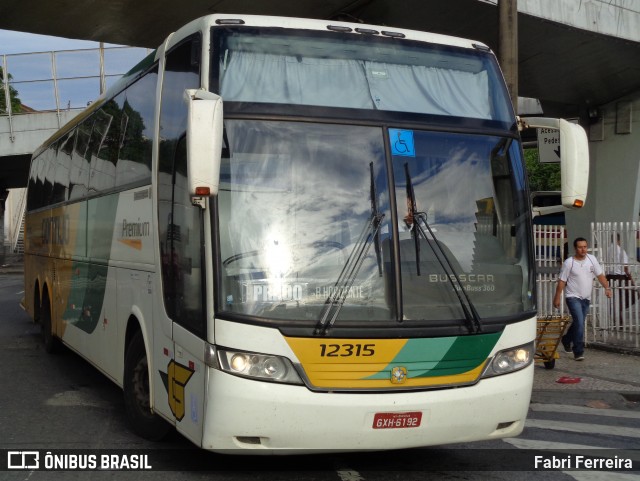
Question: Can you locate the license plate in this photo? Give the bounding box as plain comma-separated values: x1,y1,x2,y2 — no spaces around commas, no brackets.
372,411,422,429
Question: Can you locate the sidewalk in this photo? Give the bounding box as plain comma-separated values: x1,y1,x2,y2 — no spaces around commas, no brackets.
532,347,640,406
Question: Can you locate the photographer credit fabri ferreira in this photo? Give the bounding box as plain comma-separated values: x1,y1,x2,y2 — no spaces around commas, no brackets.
534,454,634,470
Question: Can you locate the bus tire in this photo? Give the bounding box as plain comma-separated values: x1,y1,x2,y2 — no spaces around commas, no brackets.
41,296,61,354
123,330,172,441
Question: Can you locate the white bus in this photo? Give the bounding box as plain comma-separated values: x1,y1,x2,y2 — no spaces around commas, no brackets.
24,14,589,453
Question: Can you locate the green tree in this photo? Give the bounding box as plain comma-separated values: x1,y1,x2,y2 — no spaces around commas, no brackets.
0,66,23,114
525,148,561,191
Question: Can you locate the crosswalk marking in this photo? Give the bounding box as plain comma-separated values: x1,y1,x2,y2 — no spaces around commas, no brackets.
509,405,640,479
336,468,365,481
525,418,640,439
530,403,640,420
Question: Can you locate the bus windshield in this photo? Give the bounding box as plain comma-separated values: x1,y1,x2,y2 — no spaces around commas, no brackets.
217,120,534,325
215,27,513,122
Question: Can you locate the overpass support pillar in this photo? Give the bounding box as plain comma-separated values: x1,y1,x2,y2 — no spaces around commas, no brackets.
498,0,518,112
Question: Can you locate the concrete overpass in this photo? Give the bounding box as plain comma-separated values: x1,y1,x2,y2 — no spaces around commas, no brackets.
1,0,640,240
0,111,81,190
1,0,639,119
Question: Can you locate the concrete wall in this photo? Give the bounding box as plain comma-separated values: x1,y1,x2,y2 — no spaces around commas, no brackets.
515,0,640,42
0,110,81,156
566,92,640,240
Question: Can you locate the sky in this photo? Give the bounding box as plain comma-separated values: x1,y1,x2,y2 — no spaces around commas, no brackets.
0,29,119,55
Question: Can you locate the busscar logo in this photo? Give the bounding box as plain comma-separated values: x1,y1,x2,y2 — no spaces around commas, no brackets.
8,451,39,469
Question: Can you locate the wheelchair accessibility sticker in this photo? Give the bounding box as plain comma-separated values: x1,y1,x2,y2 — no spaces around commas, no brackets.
389,129,415,157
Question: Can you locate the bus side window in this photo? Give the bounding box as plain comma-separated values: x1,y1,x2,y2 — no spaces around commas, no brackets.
69,120,92,200
115,67,157,188
41,141,56,207
26,156,40,211
158,34,203,335
49,139,67,205
169,137,204,335
87,108,116,193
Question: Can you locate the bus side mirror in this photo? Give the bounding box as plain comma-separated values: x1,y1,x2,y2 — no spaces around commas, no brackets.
184,88,223,198
558,119,589,209
519,117,589,213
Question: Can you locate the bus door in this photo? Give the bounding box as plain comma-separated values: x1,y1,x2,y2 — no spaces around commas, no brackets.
157,35,207,445
162,135,208,445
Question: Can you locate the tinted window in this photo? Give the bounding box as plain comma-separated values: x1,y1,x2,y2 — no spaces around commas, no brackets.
157,36,204,334
116,66,157,187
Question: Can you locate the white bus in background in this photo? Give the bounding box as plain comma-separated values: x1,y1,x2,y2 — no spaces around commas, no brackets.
24,14,588,453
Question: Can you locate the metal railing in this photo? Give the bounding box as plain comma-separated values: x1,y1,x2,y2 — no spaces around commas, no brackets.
9,188,27,254
534,224,567,317
1,45,151,140
590,221,640,349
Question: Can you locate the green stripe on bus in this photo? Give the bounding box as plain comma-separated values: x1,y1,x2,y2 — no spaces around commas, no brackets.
364,331,501,380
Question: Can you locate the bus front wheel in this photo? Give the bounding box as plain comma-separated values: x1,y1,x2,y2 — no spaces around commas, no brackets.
123,330,172,441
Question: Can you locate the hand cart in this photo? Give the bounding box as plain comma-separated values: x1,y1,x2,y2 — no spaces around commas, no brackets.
535,314,571,369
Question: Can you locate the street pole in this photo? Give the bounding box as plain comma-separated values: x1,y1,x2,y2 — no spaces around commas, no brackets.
498,0,518,114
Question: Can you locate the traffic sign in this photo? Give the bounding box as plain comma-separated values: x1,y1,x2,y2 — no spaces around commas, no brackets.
537,118,579,163
537,127,560,163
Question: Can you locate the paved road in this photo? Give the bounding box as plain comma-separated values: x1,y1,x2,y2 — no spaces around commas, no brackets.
0,274,638,480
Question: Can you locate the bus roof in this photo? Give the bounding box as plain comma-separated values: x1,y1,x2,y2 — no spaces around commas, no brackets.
168,13,492,53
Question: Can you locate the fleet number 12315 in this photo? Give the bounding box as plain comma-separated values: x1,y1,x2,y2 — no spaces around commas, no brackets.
319,343,375,357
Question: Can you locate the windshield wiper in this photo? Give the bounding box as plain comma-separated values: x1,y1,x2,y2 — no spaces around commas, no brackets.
370,162,384,277
404,163,482,334
315,163,385,335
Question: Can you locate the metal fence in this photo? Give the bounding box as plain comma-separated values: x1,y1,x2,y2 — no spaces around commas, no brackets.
590,221,640,349
534,224,567,317
534,222,640,350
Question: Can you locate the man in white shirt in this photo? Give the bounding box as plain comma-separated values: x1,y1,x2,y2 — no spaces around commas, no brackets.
553,237,612,361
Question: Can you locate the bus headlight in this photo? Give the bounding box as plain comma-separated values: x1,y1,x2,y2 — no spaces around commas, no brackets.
481,342,534,378
215,348,304,385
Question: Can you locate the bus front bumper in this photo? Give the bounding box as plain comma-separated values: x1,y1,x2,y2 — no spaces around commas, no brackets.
200,364,533,453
